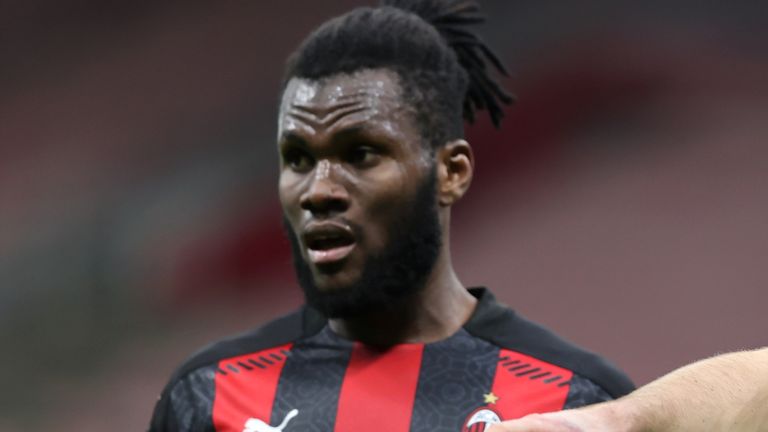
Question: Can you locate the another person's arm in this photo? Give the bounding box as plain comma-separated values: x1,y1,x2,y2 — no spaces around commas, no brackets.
489,347,768,432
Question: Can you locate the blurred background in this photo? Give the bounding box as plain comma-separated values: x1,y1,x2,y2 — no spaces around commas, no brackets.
1,0,766,429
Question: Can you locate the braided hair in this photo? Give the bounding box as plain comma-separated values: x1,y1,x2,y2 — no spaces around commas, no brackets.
283,0,513,148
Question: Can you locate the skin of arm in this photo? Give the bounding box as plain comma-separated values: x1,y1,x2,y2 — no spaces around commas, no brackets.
487,347,768,432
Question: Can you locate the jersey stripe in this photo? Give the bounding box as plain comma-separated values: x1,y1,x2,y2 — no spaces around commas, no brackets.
490,349,572,420
212,343,292,431
334,343,424,432
270,327,352,431
410,331,499,431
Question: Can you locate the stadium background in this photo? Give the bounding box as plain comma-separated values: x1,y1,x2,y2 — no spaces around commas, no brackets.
1,1,766,430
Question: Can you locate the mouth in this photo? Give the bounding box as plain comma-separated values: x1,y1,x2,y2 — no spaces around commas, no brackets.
302,222,356,266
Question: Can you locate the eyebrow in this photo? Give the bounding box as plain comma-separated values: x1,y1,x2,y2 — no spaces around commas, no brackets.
278,132,308,148
331,125,367,142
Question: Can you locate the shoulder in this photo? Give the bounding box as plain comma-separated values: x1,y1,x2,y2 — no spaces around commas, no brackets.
167,305,326,385
464,288,635,399
149,306,326,431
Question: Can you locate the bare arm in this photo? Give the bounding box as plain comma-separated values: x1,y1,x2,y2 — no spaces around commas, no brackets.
488,347,768,432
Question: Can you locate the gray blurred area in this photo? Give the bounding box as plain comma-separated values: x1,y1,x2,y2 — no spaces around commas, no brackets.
1,1,766,430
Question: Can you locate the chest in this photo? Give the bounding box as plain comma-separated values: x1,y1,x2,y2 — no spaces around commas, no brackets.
211,332,572,432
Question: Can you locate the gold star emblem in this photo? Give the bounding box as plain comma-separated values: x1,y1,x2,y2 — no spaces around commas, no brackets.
483,392,499,404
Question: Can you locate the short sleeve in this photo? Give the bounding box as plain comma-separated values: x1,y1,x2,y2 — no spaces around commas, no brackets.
563,373,614,409
148,366,217,432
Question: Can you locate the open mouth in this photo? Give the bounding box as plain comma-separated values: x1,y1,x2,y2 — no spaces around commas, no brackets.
303,223,356,265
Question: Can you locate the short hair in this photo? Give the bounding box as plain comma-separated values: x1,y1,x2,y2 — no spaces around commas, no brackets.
283,0,513,148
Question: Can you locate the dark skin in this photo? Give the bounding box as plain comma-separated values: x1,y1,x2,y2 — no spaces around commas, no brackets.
278,68,476,346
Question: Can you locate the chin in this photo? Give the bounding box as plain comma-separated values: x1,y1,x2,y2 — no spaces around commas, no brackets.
310,268,361,293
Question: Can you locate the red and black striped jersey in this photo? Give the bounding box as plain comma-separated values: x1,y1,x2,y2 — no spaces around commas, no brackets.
149,288,634,432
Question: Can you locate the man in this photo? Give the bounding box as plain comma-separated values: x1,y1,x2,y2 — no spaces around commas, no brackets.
149,1,634,431
489,347,768,432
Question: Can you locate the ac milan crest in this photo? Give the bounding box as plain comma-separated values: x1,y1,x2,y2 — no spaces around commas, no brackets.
461,406,502,432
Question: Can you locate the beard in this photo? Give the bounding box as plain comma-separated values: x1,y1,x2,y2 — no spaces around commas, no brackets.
284,168,442,318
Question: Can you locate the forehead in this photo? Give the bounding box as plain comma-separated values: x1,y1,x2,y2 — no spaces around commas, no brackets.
282,69,402,108
278,69,418,136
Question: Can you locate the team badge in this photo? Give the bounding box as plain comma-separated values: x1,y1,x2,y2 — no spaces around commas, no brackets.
461,406,502,432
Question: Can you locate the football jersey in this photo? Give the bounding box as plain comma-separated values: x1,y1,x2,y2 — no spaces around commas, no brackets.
149,288,634,431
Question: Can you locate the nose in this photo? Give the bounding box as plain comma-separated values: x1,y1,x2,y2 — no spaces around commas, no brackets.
299,160,349,215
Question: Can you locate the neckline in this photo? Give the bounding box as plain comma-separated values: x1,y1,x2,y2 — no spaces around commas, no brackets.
314,287,497,347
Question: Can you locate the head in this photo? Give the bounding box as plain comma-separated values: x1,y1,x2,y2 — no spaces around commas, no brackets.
277,0,511,318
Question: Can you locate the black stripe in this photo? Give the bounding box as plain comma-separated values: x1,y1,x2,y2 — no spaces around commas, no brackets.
515,367,540,377
410,329,499,432
507,363,530,372
271,326,352,430
237,361,253,371
248,358,266,369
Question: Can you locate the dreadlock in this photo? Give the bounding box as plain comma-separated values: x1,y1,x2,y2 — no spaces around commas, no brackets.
283,0,513,148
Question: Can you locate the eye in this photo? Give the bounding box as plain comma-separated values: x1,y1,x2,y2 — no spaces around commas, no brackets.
346,146,379,167
283,149,314,172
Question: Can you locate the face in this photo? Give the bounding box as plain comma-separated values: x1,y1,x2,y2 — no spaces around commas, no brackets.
278,69,442,317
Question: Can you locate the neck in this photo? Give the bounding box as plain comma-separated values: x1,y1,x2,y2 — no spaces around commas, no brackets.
328,241,476,346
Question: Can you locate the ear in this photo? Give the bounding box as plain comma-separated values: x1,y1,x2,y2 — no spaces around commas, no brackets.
436,139,474,206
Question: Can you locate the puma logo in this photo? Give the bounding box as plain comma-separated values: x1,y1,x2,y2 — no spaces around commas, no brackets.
242,409,299,432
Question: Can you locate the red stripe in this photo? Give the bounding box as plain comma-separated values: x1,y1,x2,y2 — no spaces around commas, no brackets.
334,343,423,432
212,344,292,431
490,349,572,420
